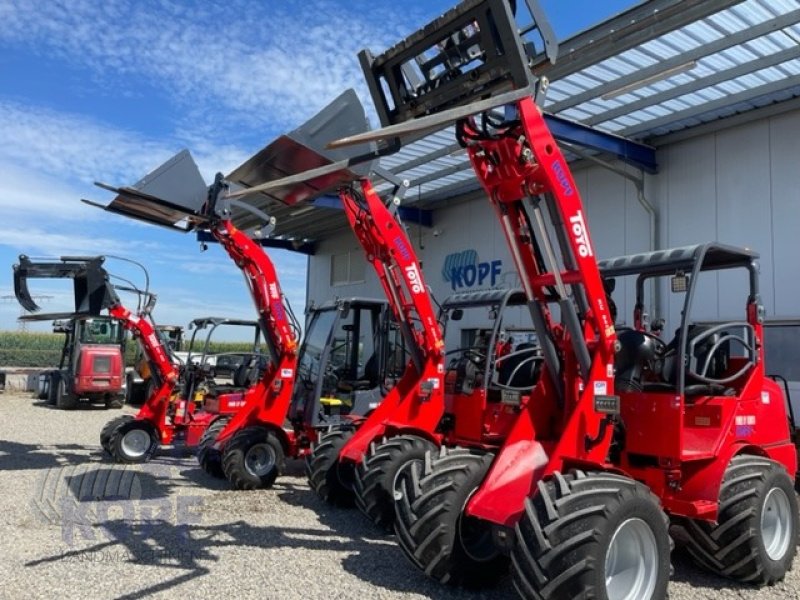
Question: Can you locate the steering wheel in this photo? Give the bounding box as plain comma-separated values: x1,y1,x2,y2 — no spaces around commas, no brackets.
464,349,486,366
639,330,668,357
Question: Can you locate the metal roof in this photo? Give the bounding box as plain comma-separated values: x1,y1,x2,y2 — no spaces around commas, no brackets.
256,0,800,250
598,242,759,277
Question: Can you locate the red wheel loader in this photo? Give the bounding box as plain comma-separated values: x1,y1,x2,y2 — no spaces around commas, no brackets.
327,0,799,596
36,314,126,410
16,259,128,411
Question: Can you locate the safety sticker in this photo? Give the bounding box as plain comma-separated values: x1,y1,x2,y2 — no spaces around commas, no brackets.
281,368,294,378
593,381,608,396
735,415,756,437
761,391,770,404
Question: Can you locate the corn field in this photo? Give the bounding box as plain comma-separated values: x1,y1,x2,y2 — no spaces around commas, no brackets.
0,330,256,368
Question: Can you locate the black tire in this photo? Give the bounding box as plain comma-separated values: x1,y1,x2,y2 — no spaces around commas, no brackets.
37,371,53,401
306,428,356,506
46,372,60,406
105,394,124,409
393,446,508,588
221,426,285,490
55,375,78,410
354,434,437,530
512,470,671,600
124,373,145,406
100,415,135,453
107,419,158,463
197,417,231,479
672,455,798,585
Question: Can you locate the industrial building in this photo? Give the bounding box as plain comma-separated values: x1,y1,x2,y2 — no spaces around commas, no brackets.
241,0,800,409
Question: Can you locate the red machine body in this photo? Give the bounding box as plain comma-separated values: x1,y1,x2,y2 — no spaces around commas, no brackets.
88,171,303,484
74,345,123,395
336,179,446,462
461,98,618,526
205,219,300,453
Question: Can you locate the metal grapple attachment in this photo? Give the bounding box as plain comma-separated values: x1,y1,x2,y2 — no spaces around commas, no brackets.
12,255,118,320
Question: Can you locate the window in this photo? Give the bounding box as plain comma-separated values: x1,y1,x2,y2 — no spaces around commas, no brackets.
330,252,366,286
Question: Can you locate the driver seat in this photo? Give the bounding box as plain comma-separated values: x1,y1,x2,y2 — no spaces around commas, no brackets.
662,325,732,396
497,343,539,389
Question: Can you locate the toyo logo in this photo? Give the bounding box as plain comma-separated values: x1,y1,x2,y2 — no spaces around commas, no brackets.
405,264,424,294
442,249,502,291
569,210,593,258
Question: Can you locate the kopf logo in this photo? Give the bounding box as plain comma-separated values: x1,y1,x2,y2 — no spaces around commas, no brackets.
442,249,502,291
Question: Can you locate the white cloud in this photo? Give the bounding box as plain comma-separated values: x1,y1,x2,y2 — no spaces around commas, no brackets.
0,163,107,222
0,100,176,186
0,0,420,131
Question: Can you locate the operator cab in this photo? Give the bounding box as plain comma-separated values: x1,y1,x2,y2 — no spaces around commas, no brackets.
181,317,266,408
600,244,760,399
290,298,405,428
440,289,542,443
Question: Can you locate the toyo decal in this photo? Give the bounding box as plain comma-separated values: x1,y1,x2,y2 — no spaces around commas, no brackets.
442,249,502,291
404,264,424,294
569,210,593,258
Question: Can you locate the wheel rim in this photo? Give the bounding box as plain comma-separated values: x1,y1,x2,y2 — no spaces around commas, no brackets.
605,517,659,600
244,443,276,478
761,487,792,561
120,428,151,459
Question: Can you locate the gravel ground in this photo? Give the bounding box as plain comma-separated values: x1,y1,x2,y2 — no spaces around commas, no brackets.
0,390,798,600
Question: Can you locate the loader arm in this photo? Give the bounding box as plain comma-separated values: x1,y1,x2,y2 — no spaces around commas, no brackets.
211,89,449,460
205,211,300,448
335,179,446,462
85,167,300,449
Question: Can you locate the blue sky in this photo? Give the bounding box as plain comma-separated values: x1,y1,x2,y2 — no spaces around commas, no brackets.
0,0,638,335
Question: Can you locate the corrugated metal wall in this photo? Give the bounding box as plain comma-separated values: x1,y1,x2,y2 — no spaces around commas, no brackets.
309,108,800,319
307,108,800,408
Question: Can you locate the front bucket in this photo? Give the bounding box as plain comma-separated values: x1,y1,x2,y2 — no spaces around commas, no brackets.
226,88,375,207
85,149,208,231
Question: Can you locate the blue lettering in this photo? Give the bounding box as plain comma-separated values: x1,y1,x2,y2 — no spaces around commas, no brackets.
394,236,413,262
444,250,503,290
490,260,502,286
552,160,574,197
449,267,464,291
463,264,477,287
478,262,490,285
